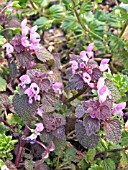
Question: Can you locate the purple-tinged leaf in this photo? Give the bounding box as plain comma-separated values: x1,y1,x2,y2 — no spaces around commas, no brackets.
69,54,79,61
91,68,103,81
97,105,111,120
35,45,54,62
105,78,121,102
27,69,50,92
75,122,99,148
83,116,100,136
66,74,85,90
41,90,58,113
8,17,20,28
75,105,86,118
35,161,48,170
52,126,65,139
40,131,53,143
16,51,33,68
13,94,38,121
8,58,17,78
104,118,122,144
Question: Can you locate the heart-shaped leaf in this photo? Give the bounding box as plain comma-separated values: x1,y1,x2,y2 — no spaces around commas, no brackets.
75,122,100,148
83,116,100,136
104,118,122,144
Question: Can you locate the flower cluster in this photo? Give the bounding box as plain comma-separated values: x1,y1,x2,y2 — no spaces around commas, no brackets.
2,19,40,64
20,74,40,104
70,44,110,88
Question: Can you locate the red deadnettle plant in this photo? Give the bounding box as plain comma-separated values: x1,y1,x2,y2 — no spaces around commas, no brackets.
0,2,127,169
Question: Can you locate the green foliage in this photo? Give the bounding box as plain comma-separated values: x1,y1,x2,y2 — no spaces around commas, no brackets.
0,35,6,46
0,134,17,160
0,76,7,92
100,158,116,170
104,73,128,98
84,148,96,163
0,123,9,134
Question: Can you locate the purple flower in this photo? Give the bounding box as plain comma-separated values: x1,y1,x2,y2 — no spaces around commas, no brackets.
97,77,111,103
26,133,37,144
82,72,91,84
113,102,126,116
29,25,40,49
21,37,30,47
70,60,78,74
19,75,31,88
25,83,40,104
99,59,110,72
86,43,94,58
35,123,44,133
3,43,14,58
80,62,85,68
80,51,89,64
21,19,30,37
52,82,62,94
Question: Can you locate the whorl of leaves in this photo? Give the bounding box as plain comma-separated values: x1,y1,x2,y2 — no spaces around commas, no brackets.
75,122,100,148
13,94,38,121
43,113,66,132
104,118,122,144
35,45,54,62
105,78,121,102
66,74,85,90
27,69,50,92
83,116,100,136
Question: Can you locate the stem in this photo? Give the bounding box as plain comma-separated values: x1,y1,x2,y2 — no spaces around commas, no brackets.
33,140,47,150
64,86,89,104
1,118,15,132
71,0,103,41
29,0,38,10
95,147,128,160
15,123,30,167
119,20,128,38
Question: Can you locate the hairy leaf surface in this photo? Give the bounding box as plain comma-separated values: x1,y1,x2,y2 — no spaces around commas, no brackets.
104,118,121,144
75,122,99,148
66,74,85,90
13,94,38,121
83,116,100,136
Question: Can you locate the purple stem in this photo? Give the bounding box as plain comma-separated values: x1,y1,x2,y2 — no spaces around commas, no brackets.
15,122,30,167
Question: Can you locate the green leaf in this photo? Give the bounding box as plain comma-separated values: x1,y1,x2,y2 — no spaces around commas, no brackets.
80,1,93,13
0,36,6,46
65,146,76,161
85,148,96,163
89,164,104,170
33,17,52,30
120,0,128,4
0,77,7,91
120,150,128,167
100,158,116,170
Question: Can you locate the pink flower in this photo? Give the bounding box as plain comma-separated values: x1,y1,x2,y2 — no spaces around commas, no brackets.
82,72,91,84
70,60,78,74
21,19,29,37
99,59,110,72
21,37,30,47
25,83,40,104
35,123,44,133
113,102,126,116
97,77,111,103
80,51,89,64
19,75,31,88
86,43,94,58
52,82,62,94
29,25,40,49
80,62,85,68
3,43,14,58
